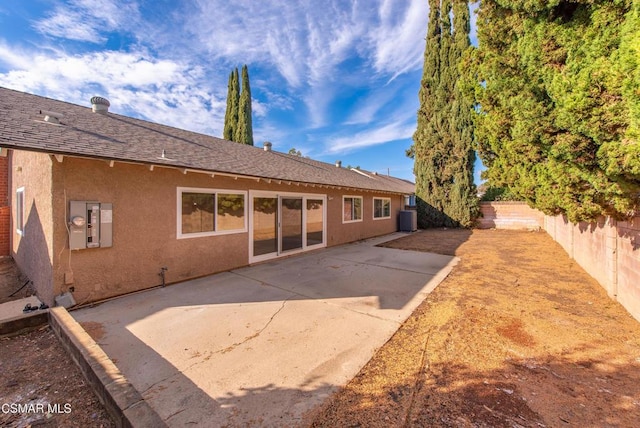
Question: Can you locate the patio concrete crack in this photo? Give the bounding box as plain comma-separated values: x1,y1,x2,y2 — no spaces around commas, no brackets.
140,299,292,398
141,372,182,397
165,407,187,423
217,297,290,355
230,269,402,324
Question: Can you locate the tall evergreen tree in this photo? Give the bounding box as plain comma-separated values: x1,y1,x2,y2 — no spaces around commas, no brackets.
235,65,254,145
448,0,479,226
223,67,239,141
471,0,639,222
411,0,477,228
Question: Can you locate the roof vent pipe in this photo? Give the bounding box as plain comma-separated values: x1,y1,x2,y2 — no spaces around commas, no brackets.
263,141,272,152
335,160,342,168
90,96,110,114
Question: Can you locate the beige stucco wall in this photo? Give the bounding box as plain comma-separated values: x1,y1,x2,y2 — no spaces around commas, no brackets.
10,155,405,305
10,150,56,304
325,192,402,246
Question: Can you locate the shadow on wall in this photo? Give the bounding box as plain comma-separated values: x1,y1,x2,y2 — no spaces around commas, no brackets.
14,201,54,305
576,216,607,234
615,216,639,251
570,214,639,260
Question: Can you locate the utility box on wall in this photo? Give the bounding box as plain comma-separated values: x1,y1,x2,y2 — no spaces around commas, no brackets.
69,201,113,250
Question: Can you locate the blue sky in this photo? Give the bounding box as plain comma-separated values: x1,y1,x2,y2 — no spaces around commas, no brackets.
0,0,483,183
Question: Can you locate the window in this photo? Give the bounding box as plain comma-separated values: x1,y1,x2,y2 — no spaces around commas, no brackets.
16,187,24,235
217,193,245,231
343,196,362,223
373,197,391,219
178,188,246,238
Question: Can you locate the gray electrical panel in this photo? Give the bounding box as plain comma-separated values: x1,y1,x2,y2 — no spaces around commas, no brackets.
69,201,113,250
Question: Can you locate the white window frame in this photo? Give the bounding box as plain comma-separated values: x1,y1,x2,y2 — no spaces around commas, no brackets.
16,187,25,236
373,197,391,220
342,195,363,223
177,187,247,239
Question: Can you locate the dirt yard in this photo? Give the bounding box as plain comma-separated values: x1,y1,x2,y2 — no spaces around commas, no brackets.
0,327,114,427
1,229,639,427
0,256,113,428
309,229,640,427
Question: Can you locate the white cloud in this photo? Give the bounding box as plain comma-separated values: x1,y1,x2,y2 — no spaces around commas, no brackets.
0,41,32,70
0,47,226,137
326,120,415,155
184,1,428,126
0,1,433,154
34,11,105,43
33,0,140,43
366,0,429,82
344,87,397,126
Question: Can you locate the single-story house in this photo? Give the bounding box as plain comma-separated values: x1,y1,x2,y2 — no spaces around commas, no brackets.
0,87,415,307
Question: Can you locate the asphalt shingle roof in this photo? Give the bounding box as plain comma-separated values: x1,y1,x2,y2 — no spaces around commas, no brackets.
0,87,414,195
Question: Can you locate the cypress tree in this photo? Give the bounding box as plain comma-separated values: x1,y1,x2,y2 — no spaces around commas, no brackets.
448,0,479,226
411,0,477,228
223,67,239,141
235,65,254,146
223,70,233,140
412,0,443,228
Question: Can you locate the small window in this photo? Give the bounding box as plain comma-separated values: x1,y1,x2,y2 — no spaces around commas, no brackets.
217,193,245,231
178,188,246,238
343,196,363,223
182,192,215,234
16,187,24,235
373,197,391,219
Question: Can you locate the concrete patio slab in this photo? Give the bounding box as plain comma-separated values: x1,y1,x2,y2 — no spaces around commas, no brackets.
72,233,458,426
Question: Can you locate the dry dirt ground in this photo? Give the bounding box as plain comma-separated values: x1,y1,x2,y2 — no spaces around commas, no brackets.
0,258,114,428
2,229,640,427
309,229,640,427
0,328,114,428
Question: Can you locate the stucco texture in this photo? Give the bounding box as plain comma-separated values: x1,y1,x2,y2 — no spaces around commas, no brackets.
11,150,55,304
13,152,404,305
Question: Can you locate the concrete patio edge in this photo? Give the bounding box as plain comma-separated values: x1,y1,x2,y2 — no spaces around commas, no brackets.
48,306,166,428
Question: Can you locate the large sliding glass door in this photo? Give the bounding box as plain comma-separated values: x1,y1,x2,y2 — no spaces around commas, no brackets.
253,197,278,257
250,192,326,262
280,197,303,252
306,199,324,247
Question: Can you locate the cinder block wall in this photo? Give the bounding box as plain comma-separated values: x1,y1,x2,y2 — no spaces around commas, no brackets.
477,202,544,230
616,217,640,321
